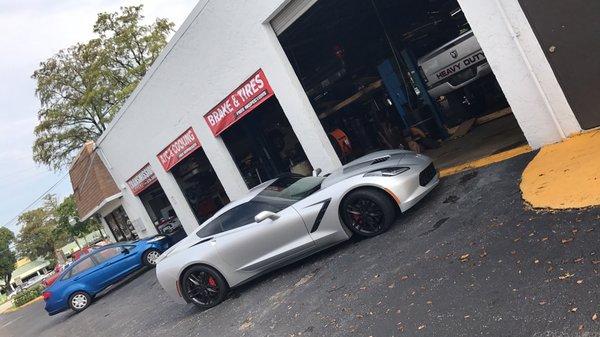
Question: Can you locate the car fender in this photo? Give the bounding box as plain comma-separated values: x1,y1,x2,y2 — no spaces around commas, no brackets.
61,282,95,303
181,242,241,285
158,240,239,292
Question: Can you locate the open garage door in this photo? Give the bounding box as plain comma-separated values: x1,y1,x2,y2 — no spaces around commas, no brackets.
273,0,527,169
271,0,318,35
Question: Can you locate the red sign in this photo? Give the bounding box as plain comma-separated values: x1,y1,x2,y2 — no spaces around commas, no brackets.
157,127,201,171
204,69,274,136
126,164,157,196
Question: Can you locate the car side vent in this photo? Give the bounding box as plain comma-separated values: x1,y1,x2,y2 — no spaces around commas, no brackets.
371,155,391,165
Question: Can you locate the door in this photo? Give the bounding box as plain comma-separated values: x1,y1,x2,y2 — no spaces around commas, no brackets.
107,245,140,279
518,0,600,129
104,213,126,242
214,201,315,272
112,207,138,240
92,246,139,286
68,256,103,293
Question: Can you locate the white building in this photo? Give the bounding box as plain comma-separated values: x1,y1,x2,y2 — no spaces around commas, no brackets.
83,0,597,240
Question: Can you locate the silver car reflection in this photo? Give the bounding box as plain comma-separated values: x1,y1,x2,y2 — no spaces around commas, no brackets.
155,150,439,309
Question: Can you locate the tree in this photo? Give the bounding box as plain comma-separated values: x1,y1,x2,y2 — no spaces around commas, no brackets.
32,5,175,170
15,195,60,260
0,228,17,292
53,195,101,249
16,195,103,261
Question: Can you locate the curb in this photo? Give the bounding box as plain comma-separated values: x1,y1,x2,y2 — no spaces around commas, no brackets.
439,145,532,177
4,296,44,314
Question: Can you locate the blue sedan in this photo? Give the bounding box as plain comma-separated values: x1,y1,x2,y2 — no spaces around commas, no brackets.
43,236,170,315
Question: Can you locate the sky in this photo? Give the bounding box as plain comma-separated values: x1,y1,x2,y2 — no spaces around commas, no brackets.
0,0,198,233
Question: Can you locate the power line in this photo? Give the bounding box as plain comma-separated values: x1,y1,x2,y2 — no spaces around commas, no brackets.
2,146,99,230
2,172,70,229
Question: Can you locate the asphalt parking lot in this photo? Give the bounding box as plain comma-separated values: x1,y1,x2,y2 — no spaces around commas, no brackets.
1,152,598,337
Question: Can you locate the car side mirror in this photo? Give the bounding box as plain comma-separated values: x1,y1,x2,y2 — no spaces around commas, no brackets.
254,211,280,223
121,248,130,255
312,168,322,177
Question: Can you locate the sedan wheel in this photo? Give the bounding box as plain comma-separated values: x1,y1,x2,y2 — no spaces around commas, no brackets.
341,189,396,237
69,291,91,312
181,265,228,310
143,249,161,267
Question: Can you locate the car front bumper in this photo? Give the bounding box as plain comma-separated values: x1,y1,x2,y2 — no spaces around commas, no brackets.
155,259,188,305
379,160,440,213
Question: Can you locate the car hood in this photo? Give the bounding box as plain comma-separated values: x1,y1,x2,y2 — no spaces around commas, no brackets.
157,234,201,262
321,150,422,188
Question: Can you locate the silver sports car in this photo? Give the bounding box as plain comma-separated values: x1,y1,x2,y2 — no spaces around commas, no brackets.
155,150,439,309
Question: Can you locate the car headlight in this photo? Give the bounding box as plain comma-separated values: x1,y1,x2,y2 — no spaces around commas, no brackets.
364,167,410,177
147,235,166,243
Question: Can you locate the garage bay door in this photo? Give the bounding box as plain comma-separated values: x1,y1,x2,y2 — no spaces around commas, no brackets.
271,0,318,35
519,0,600,130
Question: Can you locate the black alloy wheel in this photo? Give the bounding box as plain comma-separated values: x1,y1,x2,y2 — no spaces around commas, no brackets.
181,265,228,309
341,189,396,237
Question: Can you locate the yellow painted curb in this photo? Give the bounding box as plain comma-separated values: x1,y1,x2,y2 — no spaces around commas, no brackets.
521,130,600,210
4,296,44,314
439,145,532,177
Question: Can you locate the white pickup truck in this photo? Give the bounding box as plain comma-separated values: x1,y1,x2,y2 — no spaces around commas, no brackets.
418,30,491,98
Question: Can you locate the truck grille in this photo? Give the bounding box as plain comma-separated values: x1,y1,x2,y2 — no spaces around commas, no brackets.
419,163,437,186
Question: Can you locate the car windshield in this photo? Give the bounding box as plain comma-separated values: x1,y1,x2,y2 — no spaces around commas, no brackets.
259,175,325,201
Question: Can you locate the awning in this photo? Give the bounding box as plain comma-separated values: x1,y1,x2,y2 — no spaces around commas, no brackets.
81,192,123,221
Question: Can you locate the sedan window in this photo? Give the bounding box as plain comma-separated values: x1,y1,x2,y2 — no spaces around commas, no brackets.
93,247,122,264
67,257,96,279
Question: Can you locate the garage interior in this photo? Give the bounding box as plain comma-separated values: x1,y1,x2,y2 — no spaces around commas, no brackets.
276,0,527,169
171,148,229,224
138,182,186,242
222,97,312,189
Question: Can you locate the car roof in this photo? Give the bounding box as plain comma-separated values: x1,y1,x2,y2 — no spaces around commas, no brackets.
63,243,128,270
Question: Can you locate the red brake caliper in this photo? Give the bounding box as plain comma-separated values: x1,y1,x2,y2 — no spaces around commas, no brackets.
208,276,217,288
349,211,363,224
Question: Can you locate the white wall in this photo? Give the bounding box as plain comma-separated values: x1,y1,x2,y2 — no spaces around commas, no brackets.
495,0,581,136
457,0,581,148
95,0,340,235
96,0,581,235
99,217,116,242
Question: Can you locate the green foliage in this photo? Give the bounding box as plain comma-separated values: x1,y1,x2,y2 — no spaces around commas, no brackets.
13,284,44,308
32,5,174,170
0,228,16,292
16,195,101,261
16,196,59,260
53,195,100,244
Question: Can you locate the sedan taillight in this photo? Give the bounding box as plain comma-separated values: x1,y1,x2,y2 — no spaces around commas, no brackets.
42,291,52,301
